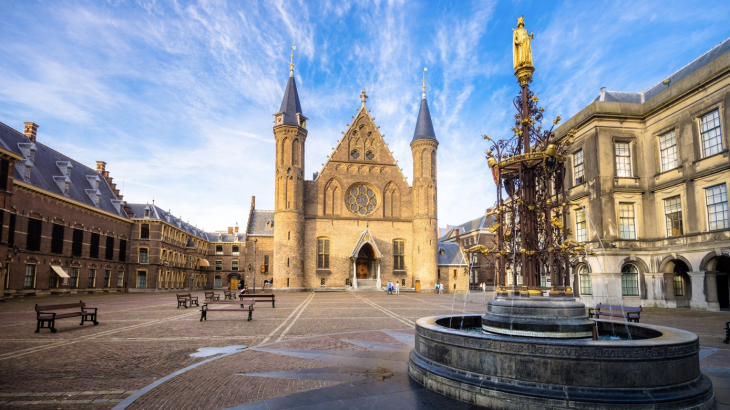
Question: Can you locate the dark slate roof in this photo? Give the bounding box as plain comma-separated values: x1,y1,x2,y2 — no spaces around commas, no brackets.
437,242,466,266
247,210,274,236
439,215,495,241
126,203,211,240
0,122,128,218
595,36,730,104
412,97,437,142
210,232,246,242
277,75,303,126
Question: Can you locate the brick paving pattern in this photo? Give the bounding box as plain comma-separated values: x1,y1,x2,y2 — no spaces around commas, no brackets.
0,291,727,409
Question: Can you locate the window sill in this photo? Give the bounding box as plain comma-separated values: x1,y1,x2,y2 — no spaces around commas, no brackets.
654,166,682,177
693,149,728,164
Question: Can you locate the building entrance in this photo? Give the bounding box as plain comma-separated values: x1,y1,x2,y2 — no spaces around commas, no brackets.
356,244,375,280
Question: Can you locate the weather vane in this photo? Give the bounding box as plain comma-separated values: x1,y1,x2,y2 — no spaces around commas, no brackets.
422,67,428,99
290,45,296,76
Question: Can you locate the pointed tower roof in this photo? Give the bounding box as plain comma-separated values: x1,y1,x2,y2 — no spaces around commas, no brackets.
275,46,305,126
412,68,437,142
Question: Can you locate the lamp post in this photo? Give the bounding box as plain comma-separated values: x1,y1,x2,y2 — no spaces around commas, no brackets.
252,238,257,294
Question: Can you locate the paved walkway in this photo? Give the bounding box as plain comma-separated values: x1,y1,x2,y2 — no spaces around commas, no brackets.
0,291,728,409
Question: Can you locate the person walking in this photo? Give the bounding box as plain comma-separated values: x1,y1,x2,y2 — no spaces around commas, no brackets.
395,281,400,295
387,281,393,295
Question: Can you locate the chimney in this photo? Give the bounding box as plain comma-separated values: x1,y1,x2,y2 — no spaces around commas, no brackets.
600,87,606,93
455,229,461,242
96,161,106,174
235,222,239,233
251,195,255,209
228,227,233,234
24,122,39,142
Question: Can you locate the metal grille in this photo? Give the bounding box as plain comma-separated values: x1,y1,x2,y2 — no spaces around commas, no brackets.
663,196,683,237
700,109,722,157
659,130,678,172
706,184,729,230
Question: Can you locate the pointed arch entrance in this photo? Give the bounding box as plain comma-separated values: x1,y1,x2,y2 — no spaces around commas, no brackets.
349,229,383,289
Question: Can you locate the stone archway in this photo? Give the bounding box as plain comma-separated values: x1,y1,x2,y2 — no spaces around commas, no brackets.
356,244,375,280
714,256,730,309
665,259,691,308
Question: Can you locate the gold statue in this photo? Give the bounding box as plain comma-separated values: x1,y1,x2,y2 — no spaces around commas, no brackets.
512,16,535,85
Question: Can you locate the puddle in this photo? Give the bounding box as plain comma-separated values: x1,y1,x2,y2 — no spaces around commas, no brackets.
190,345,247,357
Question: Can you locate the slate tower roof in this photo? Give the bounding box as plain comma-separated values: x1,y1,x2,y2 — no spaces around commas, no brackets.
276,75,304,126
412,93,437,142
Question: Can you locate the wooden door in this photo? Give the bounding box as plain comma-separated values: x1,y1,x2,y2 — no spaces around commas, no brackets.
356,259,369,279
230,278,239,290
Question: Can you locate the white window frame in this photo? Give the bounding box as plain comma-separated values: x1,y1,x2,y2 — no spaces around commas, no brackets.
575,209,587,242
615,141,632,177
658,130,678,172
618,203,636,239
706,183,730,231
663,196,683,237
573,149,585,185
700,109,723,158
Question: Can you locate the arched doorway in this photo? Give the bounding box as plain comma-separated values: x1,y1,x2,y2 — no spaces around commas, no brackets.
228,273,241,290
356,243,375,280
669,260,691,308
715,256,730,309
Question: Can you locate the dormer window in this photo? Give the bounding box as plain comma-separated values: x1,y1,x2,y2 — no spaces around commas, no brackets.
29,143,36,162
439,248,445,256
275,114,284,125
266,220,273,229
24,159,33,182
144,207,150,218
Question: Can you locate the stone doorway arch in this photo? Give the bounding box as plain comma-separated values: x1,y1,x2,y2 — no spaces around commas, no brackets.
664,259,691,308
356,244,375,280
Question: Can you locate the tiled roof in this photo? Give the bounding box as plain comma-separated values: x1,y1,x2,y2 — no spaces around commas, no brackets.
126,203,210,240
437,242,466,266
594,36,730,104
0,122,127,218
247,210,274,236
440,215,494,241
277,75,303,126
412,97,437,142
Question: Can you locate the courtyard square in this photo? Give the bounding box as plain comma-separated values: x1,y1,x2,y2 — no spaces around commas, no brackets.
0,291,729,409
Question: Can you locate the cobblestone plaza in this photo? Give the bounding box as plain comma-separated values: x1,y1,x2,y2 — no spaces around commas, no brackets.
0,291,729,409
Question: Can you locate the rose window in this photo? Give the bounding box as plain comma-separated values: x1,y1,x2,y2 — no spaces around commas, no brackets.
347,185,377,215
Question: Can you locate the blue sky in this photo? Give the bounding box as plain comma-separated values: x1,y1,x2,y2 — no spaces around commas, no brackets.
1,0,729,232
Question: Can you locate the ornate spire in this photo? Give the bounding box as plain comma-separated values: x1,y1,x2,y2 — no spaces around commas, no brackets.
275,45,305,127
422,67,427,99
360,89,368,109
412,70,437,142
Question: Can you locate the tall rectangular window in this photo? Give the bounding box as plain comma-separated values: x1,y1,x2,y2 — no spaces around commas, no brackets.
658,130,678,172
49,271,58,288
215,245,223,255
700,109,723,158
214,276,221,288
0,158,9,191
393,240,405,270
90,233,100,258
88,269,96,288
105,236,114,260
72,229,83,256
232,261,239,271
232,245,239,256
575,209,587,242
0,210,3,243
263,255,269,273
139,248,148,263
119,239,127,261
215,260,222,271
615,142,632,177
24,264,36,288
578,265,592,295
69,267,79,288
104,269,111,287
664,196,683,237
673,274,684,296
26,218,42,251
619,203,636,239
137,271,147,288
317,238,330,269
573,149,584,185
706,184,730,230
7,214,15,245
140,224,150,239
117,272,124,287
51,224,64,254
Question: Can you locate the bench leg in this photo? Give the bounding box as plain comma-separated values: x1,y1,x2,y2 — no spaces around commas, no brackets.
272,301,275,308
248,307,252,321
36,320,41,333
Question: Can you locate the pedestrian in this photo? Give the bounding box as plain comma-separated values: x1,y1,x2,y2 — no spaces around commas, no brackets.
440,283,444,294
387,281,393,295
395,281,400,294
435,283,439,294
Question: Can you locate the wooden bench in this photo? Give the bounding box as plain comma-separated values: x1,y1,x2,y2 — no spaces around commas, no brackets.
176,293,199,308
200,299,255,321
588,304,641,323
223,290,235,300
204,290,220,301
35,301,98,333
240,293,275,308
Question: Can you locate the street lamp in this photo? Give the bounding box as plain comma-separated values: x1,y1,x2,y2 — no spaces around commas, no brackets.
253,238,257,294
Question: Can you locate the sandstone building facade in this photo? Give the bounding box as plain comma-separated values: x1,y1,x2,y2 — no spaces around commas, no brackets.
558,37,730,310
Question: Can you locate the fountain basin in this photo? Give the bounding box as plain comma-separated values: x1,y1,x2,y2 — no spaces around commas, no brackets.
409,314,714,409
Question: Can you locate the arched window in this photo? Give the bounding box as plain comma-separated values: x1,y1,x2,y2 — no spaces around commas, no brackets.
621,263,639,296
292,139,300,167
430,150,436,179
578,264,591,295
673,273,684,296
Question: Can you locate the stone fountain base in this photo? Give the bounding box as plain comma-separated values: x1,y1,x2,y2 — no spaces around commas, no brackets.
409,312,714,409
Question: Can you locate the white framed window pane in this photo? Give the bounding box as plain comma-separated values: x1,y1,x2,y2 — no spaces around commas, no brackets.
706,184,730,230
619,203,636,239
574,149,584,184
24,265,36,288
575,209,587,242
615,142,632,177
137,272,147,288
658,130,678,172
700,110,723,157
578,265,592,295
663,196,683,237
673,274,684,296
214,276,222,287
621,264,639,296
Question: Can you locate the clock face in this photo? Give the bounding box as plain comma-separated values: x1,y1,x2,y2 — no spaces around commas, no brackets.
346,184,377,215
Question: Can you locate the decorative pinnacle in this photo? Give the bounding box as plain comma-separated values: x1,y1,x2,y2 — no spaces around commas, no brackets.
422,67,428,99
360,89,368,108
289,45,296,77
